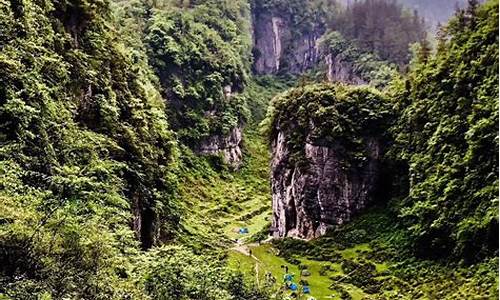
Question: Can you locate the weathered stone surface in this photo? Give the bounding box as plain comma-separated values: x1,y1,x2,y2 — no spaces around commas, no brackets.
252,10,370,84
252,10,322,75
271,131,382,239
325,53,367,85
199,126,243,168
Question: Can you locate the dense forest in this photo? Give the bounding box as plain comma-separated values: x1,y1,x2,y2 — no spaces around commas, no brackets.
0,0,497,299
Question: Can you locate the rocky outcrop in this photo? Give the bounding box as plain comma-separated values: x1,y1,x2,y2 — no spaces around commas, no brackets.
251,10,371,83
252,10,323,75
271,132,383,239
197,84,243,168
199,126,243,168
325,53,367,85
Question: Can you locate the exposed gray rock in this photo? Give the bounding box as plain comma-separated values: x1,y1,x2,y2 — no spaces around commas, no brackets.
271,131,382,239
325,53,367,85
252,9,368,82
199,126,243,168
252,10,322,75
223,85,233,99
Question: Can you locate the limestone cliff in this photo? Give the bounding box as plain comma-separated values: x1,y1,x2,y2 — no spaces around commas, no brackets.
324,53,367,85
252,7,396,87
318,31,397,87
252,8,323,75
271,133,382,239
267,84,392,239
199,126,243,168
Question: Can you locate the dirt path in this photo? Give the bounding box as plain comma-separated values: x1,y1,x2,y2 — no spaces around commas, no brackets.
231,242,261,262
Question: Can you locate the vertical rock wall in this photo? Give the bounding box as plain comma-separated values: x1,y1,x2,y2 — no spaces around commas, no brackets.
325,53,367,85
198,126,243,168
271,133,383,239
252,10,323,75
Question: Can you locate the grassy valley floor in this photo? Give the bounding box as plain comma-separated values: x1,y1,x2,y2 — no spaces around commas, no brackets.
176,130,498,300
176,130,272,248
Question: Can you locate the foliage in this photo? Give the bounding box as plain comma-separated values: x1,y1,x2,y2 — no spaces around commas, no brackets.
0,0,497,298
318,31,399,88
391,0,499,262
332,0,428,66
142,246,269,300
251,0,338,34
175,130,272,248
271,206,498,299
244,75,296,125
145,2,251,146
264,83,393,168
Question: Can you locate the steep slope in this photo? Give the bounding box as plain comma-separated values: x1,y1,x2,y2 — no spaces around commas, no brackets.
0,0,268,299
251,0,331,74
392,0,498,262
146,2,252,167
0,0,497,299
249,1,498,298
0,0,180,297
265,84,393,239
318,31,398,87
141,3,244,167
251,0,427,76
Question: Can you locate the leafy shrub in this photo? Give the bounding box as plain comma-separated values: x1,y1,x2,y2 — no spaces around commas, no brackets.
264,83,394,169
391,0,499,262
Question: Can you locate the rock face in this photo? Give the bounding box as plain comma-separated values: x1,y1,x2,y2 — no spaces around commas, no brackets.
251,9,370,84
199,126,243,168
271,132,383,239
131,194,156,249
325,53,367,85
252,10,322,74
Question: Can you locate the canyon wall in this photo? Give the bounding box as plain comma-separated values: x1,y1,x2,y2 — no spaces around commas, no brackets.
268,84,392,239
199,126,243,168
271,133,383,239
252,9,323,75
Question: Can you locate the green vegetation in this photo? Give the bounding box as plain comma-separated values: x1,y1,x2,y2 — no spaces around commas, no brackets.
254,1,499,298
175,130,272,247
264,207,498,299
251,0,337,33
332,0,427,66
142,246,267,300
245,76,296,125
146,1,252,146
0,0,497,299
264,83,393,168
392,0,499,262
318,31,398,88
253,0,427,70
0,0,180,296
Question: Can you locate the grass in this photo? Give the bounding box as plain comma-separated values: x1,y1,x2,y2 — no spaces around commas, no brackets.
176,127,498,300
228,244,340,299
227,243,391,300
177,129,272,246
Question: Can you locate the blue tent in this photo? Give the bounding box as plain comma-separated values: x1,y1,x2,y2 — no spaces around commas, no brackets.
303,286,311,294
238,227,249,234
284,274,294,282
289,283,298,291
